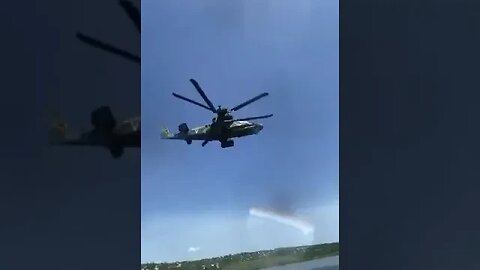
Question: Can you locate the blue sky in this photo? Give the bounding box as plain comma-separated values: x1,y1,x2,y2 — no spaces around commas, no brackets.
142,0,338,263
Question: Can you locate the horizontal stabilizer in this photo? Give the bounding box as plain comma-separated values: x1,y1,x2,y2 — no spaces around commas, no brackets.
161,127,174,139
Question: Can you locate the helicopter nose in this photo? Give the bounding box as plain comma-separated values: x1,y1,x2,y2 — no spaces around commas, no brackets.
255,123,263,132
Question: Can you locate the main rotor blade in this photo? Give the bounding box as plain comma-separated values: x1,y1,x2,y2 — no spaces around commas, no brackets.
119,1,141,33
189,79,216,112
76,33,141,64
228,114,273,122
231,92,269,112
172,93,215,112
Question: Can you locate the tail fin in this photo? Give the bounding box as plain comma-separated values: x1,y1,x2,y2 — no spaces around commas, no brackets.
161,127,174,139
91,106,116,132
178,123,189,133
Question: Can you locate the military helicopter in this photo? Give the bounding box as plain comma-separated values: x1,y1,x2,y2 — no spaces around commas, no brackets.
76,0,140,64
50,106,140,158
161,79,273,148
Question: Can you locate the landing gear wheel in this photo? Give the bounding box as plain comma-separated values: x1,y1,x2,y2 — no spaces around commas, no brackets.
221,140,234,148
186,139,192,145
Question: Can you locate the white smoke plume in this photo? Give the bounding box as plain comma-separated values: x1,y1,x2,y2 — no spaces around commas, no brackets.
249,207,315,235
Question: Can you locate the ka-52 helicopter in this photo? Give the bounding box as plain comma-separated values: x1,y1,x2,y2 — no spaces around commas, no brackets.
161,79,273,148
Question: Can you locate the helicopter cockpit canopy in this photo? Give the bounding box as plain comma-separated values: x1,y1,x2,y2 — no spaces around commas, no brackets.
229,120,252,127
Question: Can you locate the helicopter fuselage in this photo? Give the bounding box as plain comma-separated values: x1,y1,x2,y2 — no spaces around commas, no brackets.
166,78,271,148
161,120,264,144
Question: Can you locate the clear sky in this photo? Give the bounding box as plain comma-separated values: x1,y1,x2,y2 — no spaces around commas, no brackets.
142,0,338,263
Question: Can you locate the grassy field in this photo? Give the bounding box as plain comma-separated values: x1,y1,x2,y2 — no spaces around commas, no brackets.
142,242,339,270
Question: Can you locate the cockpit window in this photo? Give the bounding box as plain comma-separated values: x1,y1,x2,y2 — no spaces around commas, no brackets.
230,121,249,127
